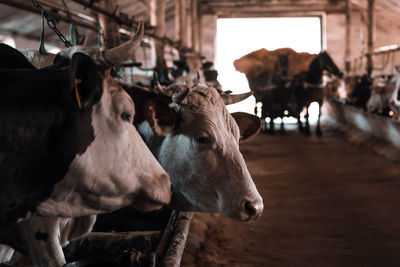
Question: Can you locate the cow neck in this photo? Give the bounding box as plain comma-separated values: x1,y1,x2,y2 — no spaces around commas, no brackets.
0,67,72,108
124,85,172,155
0,103,95,225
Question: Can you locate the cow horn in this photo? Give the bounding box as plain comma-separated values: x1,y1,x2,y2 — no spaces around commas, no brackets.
153,72,168,94
221,91,253,105
102,22,144,66
172,88,190,105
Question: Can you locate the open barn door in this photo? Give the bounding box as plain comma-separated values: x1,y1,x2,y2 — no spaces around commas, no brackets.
215,17,323,126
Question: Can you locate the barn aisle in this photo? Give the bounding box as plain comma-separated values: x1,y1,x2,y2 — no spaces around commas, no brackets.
182,128,400,267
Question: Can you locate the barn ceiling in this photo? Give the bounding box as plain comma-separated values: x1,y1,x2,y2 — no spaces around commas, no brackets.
0,0,399,49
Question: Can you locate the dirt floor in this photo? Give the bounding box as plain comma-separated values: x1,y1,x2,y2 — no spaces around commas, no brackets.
181,126,400,267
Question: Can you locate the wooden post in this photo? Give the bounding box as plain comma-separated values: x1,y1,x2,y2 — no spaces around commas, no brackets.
191,0,200,52
151,0,166,70
179,0,187,49
99,0,120,49
174,0,180,42
367,0,374,77
345,0,351,73
187,0,192,49
198,6,202,55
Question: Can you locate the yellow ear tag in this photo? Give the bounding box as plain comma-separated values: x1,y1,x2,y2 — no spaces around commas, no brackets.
74,78,82,109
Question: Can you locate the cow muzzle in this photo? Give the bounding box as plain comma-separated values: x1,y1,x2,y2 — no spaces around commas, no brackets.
133,173,171,212
240,197,264,221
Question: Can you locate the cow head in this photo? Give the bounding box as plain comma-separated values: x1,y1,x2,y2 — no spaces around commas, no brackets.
133,84,263,221
1,23,171,221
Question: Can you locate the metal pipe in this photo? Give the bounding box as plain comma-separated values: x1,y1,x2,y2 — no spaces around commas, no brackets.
373,44,400,55
0,0,97,31
70,0,138,27
69,0,188,51
1,0,197,53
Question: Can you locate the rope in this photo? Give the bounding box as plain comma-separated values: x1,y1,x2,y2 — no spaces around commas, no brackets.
39,9,47,55
97,18,102,48
70,23,77,46
62,0,83,46
142,41,147,68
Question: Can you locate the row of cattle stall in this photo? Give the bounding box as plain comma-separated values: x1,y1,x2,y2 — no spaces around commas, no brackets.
343,70,400,120
209,46,400,137
0,22,264,267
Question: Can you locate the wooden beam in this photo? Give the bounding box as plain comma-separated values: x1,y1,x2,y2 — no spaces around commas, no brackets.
162,212,193,267
367,0,374,76
70,0,141,28
99,0,120,49
201,1,346,15
351,0,400,25
63,231,161,263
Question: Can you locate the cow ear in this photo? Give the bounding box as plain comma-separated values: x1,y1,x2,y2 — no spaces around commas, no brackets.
69,53,102,109
231,112,261,141
144,100,177,135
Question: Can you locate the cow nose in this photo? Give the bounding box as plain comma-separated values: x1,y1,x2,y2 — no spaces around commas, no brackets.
242,198,263,221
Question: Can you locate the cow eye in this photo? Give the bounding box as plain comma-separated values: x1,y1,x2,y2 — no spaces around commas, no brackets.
121,112,132,122
196,135,210,144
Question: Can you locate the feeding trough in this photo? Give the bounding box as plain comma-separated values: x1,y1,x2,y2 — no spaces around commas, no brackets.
62,210,193,267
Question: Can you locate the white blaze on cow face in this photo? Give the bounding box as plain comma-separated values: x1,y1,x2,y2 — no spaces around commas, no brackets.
146,85,263,221
37,74,171,217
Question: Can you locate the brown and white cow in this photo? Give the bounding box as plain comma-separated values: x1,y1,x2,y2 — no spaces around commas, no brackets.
128,83,263,221
1,30,263,266
0,24,171,266
0,83,263,267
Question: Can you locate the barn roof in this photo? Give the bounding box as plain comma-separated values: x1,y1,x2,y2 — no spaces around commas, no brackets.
0,0,399,50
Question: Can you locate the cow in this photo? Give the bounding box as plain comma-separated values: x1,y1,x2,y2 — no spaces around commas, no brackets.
124,83,263,220
1,29,263,265
201,61,224,93
366,77,392,116
345,74,372,109
366,69,400,118
0,24,172,266
391,67,400,110
0,83,263,266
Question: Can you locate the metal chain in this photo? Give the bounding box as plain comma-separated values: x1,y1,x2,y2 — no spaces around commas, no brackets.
31,0,72,47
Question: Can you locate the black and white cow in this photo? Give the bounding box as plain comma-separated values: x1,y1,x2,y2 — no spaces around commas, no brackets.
0,25,263,265
0,24,172,266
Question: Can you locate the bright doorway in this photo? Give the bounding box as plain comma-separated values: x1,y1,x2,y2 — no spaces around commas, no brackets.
215,17,322,123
